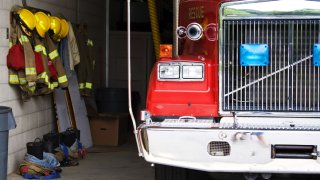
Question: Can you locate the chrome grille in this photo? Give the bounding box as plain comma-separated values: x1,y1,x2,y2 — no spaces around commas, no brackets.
222,19,320,112
207,141,230,156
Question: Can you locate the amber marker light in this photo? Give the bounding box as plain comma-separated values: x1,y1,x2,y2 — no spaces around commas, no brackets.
159,44,173,58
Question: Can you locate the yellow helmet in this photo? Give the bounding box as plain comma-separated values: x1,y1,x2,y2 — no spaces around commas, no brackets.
58,19,69,39
17,9,36,36
50,16,61,35
35,12,50,38
17,9,36,30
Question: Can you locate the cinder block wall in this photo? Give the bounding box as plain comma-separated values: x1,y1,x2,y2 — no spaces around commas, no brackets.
0,0,106,174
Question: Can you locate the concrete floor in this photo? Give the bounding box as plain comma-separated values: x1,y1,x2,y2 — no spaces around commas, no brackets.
8,138,154,180
7,137,320,180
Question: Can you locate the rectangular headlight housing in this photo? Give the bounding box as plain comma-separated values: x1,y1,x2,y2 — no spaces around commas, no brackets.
182,65,204,79
158,62,205,81
158,65,180,79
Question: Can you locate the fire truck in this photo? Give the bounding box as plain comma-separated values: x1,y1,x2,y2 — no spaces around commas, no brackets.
127,0,320,179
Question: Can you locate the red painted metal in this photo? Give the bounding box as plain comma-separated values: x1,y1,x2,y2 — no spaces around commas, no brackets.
146,57,218,117
146,0,231,118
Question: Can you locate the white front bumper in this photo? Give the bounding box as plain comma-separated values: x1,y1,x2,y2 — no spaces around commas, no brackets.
138,117,320,174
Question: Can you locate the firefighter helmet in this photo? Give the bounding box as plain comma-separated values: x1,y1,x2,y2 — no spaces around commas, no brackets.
17,9,36,36
58,19,69,39
50,16,61,35
35,12,50,38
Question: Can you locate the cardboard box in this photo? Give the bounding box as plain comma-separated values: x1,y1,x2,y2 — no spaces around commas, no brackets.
89,113,129,146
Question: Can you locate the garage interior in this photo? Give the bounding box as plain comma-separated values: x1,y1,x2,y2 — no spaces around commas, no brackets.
1,0,320,180
1,0,164,179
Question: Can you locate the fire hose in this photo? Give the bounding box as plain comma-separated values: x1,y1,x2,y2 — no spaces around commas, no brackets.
147,0,161,59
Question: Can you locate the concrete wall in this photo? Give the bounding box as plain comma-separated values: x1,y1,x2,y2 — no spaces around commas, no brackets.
109,31,154,112
0,0,106,174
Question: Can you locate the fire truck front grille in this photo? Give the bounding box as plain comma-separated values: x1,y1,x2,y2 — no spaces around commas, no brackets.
207,141,230,156
222,19,320,112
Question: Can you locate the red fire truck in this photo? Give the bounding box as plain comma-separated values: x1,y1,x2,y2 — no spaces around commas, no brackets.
128,0,320,179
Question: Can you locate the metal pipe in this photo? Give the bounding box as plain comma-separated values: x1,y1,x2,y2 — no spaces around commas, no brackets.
173,0,179,57
148,0,160,59
128,0,143,156
106,0,110,87
76,0,80,24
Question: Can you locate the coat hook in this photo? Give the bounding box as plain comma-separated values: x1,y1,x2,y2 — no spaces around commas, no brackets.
22,0,27,7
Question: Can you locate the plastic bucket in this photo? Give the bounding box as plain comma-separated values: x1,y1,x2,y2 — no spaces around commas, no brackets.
0,106,16,179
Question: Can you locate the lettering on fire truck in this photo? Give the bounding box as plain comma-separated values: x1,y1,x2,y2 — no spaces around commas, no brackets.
188,6,204,20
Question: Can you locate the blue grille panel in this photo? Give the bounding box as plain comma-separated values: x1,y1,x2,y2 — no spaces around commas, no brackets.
313,44,320,66
240,44,269,66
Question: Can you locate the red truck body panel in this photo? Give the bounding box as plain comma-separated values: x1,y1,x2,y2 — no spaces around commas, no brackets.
146,0,232,118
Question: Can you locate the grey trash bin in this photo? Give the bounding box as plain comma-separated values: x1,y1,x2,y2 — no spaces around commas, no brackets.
0,106,16,180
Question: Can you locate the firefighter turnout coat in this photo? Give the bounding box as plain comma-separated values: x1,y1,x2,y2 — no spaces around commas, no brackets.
73,24,94,96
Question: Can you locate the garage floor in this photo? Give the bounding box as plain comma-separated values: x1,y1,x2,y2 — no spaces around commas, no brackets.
7,136,320,180
8,137,154,180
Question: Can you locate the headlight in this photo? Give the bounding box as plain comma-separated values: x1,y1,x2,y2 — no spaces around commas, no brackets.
158,62,205,81
182,65,204,79
158,65,180,79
